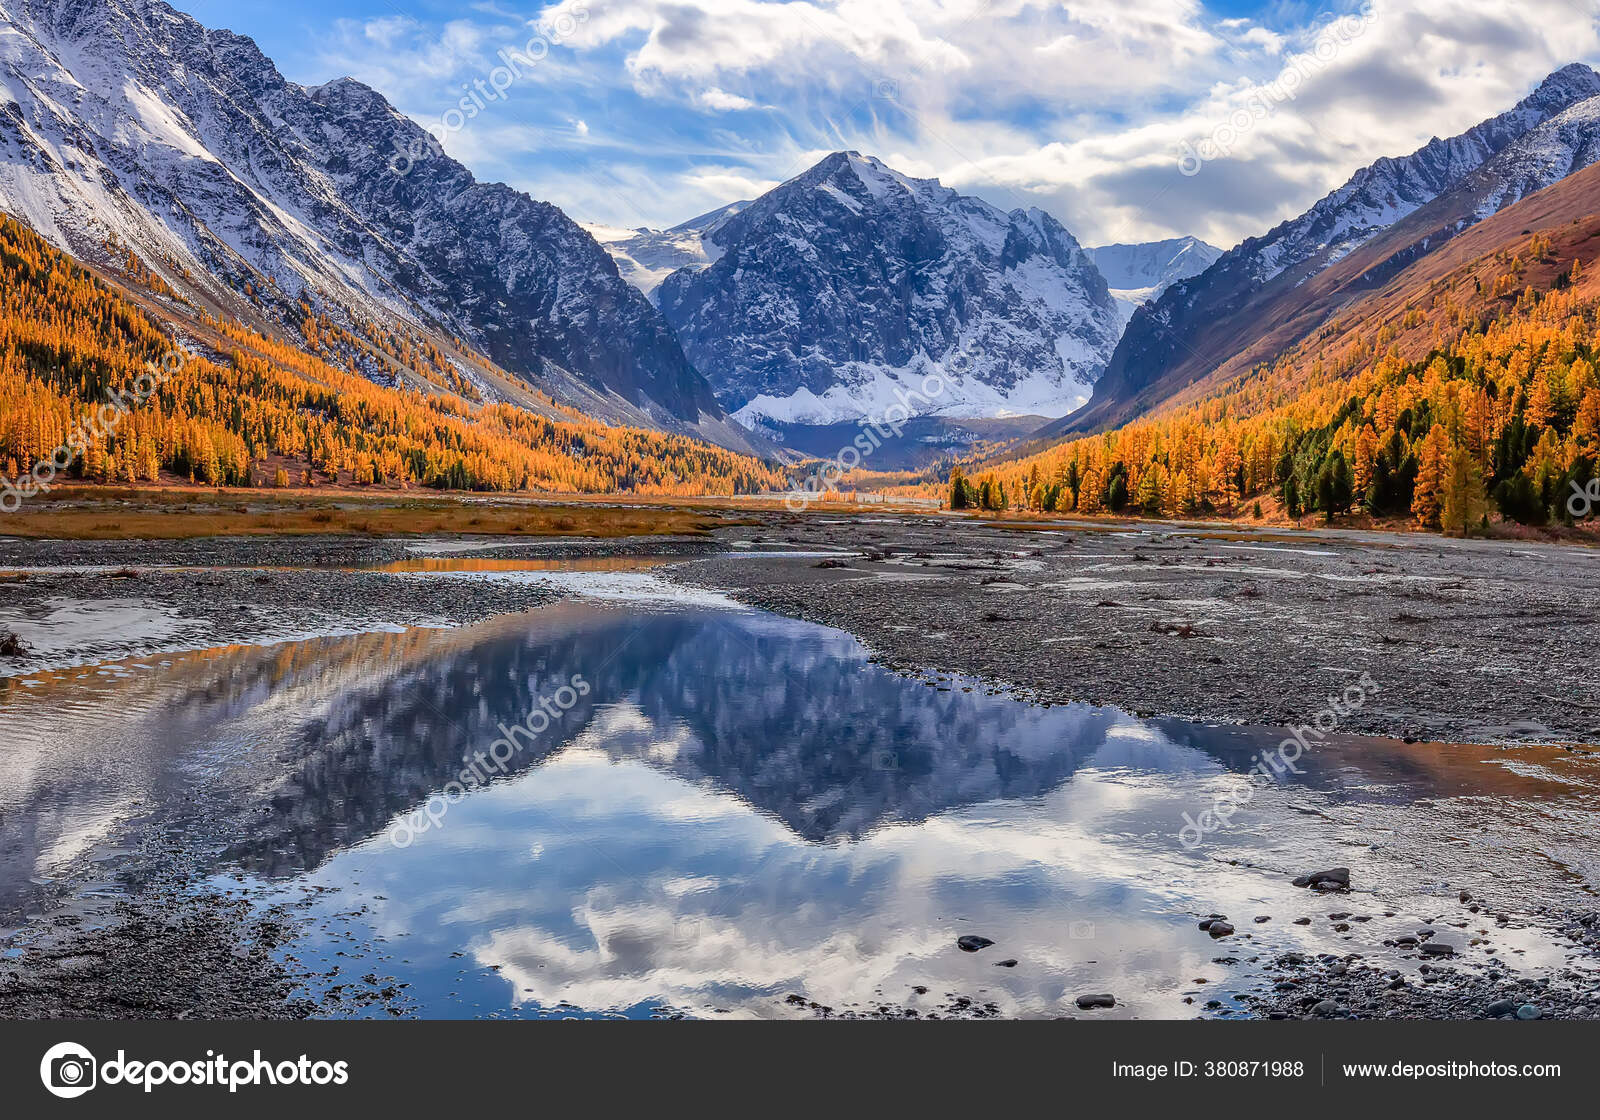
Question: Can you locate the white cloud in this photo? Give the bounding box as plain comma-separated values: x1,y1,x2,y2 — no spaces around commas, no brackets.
694,87,758,111
1240,26,1285,53
938,0,1600,246
545,0,1221,99
287,0,1600,246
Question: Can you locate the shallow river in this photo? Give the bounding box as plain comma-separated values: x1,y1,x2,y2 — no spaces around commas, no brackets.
2,571,1597,1018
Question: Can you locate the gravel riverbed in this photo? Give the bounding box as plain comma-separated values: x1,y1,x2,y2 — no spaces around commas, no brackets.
1,515,1597,1020
672,512,1600,746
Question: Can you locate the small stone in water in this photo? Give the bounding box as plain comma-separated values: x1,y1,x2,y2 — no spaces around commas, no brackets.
1292,867,1351,890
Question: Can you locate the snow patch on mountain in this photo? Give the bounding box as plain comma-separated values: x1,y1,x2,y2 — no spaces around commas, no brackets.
1463,93,1600,219
731,348,1096,427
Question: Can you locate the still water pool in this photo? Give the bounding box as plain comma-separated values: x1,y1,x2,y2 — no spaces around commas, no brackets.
3,578,1596,1018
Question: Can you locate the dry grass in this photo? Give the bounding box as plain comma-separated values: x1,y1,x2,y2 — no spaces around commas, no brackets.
0,486,755,540
0,628,27,657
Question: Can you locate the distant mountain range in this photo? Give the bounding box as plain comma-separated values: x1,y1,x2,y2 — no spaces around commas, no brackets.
1085,237,1221,327
584,202,748,300
1051,62,1600,439
6,0,1600,477
589,169,1222,436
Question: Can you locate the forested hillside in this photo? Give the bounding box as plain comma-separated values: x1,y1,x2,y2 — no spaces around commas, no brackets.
932,188,1600,534
0,216,783,498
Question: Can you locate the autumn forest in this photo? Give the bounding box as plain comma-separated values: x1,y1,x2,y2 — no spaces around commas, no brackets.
0,216,784,501
932,224,1600,535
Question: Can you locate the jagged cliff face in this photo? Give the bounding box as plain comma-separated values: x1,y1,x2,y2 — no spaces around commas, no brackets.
655,152,1124,424
1060,63,1600,438
0,0,740,441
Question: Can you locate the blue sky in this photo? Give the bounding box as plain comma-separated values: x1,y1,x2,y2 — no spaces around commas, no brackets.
178,0,1600,248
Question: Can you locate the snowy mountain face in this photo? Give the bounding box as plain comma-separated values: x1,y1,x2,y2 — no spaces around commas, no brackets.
1239,64,1600,287
1457,93,1600,219
1331,90,1600,296
586,201,748,301
0,0,750,447
654,152,1123,425
1086,237,1221,328
1061,63,1600,437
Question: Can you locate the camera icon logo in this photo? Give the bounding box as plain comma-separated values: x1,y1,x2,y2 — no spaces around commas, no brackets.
40,1042,98,1098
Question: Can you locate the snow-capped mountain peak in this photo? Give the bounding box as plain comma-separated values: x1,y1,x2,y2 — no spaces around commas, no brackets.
585,200,748,300
1060,62,1600,437
654,151,1123,425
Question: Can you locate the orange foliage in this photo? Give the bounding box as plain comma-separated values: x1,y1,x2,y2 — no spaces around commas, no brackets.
0,216,782,498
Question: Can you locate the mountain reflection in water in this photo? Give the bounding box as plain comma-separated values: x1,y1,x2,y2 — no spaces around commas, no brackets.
2,598,1594,1018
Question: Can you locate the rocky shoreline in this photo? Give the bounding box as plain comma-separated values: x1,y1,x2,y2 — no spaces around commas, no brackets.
777,888,1600,1021
671,512,1600,746
0,533,722,676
